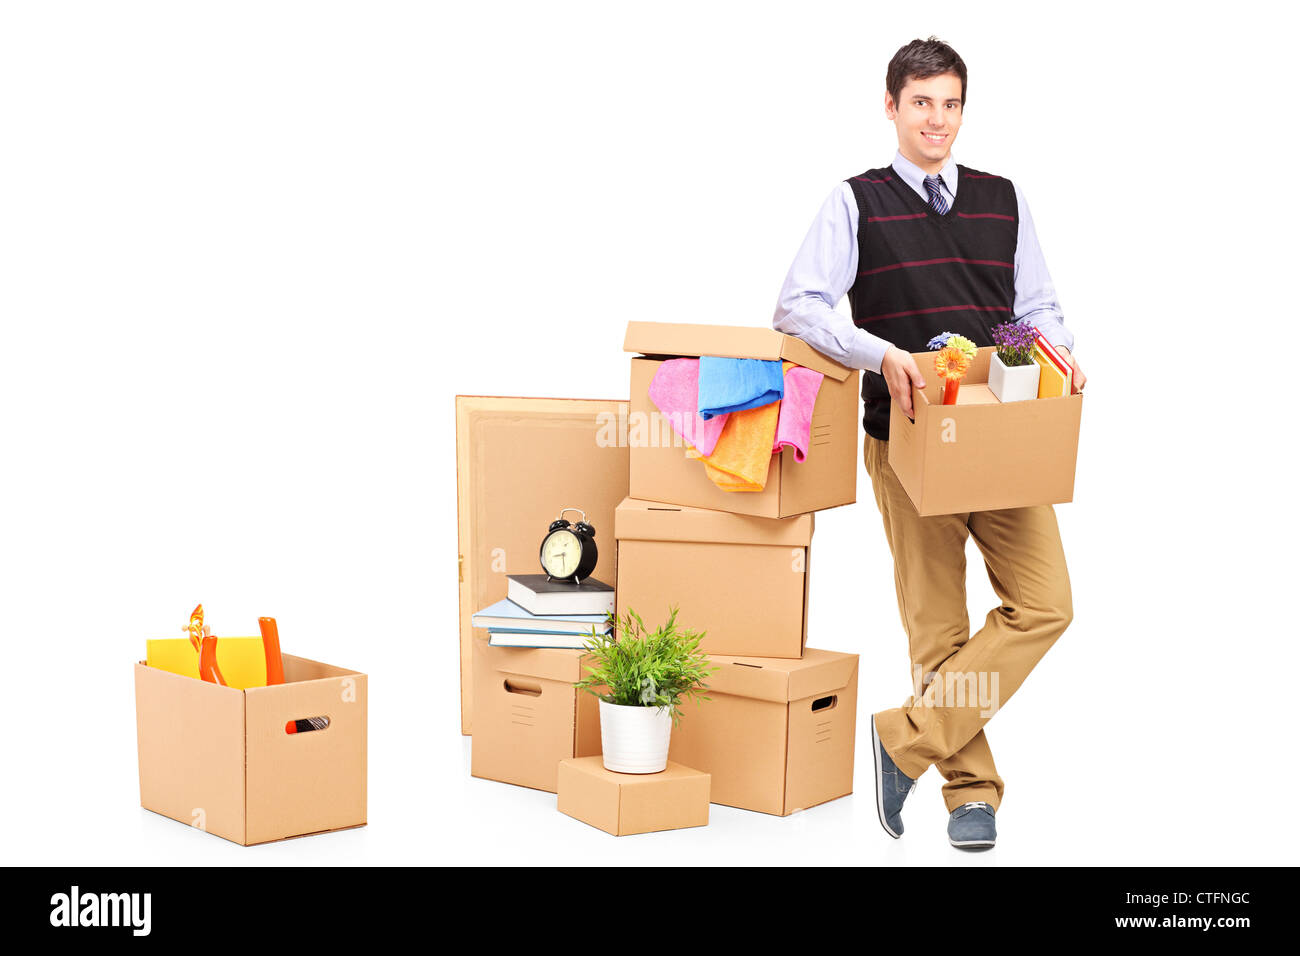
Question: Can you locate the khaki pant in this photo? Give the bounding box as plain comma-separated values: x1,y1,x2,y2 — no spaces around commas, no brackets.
863,435,1072,813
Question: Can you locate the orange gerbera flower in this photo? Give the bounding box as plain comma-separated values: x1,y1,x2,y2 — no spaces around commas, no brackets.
934,345,971,382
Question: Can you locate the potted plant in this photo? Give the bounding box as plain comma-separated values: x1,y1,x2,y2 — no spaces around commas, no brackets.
989,321,1041,402
575,606,716,774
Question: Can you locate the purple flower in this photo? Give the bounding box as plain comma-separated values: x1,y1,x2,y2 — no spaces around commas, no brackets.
991,322,1037,367
927,332,954,350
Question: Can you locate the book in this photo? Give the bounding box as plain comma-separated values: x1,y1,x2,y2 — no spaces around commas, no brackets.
1026,327,1073,398
1032,345,1070,398
471,597,610,633
507,574,614,616
487,627,610,649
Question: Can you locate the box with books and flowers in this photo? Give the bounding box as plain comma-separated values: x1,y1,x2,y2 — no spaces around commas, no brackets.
888,327,1082,516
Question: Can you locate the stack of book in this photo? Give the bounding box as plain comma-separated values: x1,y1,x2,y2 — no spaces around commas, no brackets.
1029,327,1073,398
471,574,614,649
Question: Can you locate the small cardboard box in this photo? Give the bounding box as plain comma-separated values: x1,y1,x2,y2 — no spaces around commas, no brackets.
471,635,601,793
614,496,812,658
668,648,858,816
557,757,710,836
135,654,367,846
624,321,859,518
889,346,1082,516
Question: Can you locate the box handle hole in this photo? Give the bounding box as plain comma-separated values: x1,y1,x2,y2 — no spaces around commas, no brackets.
504,678,542,697
812,695,837,712
285,716,330,734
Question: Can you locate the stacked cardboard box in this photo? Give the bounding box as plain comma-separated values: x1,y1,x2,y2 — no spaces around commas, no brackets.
456,321,865,822
469,635,601,793
618,322,862,816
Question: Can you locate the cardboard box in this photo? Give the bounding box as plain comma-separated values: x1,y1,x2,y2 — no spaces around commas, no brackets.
557,757,710,836
668,648,857,816
135,654,367,846
471,635,602,793
624,321,858,518
455,395,630,735
614,496,812,658
889,346,1082,516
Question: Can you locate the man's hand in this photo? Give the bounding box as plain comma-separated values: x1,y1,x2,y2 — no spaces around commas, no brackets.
881,345,927,418
1055,346,1086,391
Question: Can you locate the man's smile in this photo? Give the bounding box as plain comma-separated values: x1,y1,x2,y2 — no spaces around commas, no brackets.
922,132,948,144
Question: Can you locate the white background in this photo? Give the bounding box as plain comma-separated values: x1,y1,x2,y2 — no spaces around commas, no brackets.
1,0,1295,866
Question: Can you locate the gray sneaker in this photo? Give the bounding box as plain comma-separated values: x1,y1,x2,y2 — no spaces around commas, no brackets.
947,801,997,849
870,715,916,838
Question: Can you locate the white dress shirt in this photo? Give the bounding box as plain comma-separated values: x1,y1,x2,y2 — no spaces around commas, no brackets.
773,150,1073,374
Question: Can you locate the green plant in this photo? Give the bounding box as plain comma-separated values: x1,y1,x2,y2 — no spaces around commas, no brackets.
574,606,716,726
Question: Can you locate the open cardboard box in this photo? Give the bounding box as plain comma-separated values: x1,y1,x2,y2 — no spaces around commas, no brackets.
889,346,1082,516
625,321,859,518
668,648,858,816
135,653,367,846
614,496,812,658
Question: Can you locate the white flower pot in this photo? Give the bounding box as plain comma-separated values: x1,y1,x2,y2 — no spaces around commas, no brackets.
598,699,673,773
988,353,1040,403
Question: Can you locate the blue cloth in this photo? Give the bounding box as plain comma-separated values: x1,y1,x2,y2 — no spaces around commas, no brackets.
696,356,784,420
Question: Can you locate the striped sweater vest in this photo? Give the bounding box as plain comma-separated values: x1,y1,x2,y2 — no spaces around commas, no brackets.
846,164,1019,439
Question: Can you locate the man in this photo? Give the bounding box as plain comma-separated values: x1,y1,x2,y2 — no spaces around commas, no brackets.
772,36,1083,850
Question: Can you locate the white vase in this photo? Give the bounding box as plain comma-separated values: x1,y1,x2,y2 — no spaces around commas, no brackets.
598,699,673,773
988,353,1040,403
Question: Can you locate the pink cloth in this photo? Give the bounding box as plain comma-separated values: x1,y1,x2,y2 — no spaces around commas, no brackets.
648,358,728,456
772,363,824,462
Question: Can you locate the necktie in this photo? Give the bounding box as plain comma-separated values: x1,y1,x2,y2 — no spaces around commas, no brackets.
924,174,949,215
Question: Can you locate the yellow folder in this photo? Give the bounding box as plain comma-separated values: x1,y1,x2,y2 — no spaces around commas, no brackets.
146,637,268,688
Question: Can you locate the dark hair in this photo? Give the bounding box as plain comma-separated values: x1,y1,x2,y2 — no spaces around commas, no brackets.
886,36,967,109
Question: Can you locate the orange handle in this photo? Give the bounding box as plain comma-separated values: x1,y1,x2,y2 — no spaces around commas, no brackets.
198,634,227,685
259,616,285,686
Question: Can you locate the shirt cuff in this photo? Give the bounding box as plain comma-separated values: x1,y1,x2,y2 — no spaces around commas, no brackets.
850,330,890,375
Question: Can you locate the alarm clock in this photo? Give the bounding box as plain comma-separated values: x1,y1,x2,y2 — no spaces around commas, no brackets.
539,507,598,583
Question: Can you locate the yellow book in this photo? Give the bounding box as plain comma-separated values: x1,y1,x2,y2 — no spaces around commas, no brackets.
1032,346,1069,398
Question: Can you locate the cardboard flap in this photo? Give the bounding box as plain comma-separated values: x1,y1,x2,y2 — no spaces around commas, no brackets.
477,635,593,684
281,653,362,682
786,650,858,702
615,496,813,546
624,321,851,382
703,649,859,703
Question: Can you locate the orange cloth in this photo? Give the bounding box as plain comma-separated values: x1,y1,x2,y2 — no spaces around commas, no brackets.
684,362,787,491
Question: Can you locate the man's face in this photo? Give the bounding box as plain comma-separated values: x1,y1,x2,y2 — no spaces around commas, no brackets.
885,72,964,173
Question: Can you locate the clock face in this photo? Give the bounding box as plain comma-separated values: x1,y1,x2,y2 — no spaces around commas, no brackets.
541,529,581,578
